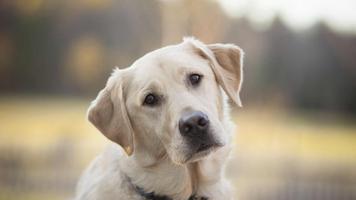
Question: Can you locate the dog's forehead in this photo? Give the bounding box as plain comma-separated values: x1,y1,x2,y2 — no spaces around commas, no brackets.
130,44,208,83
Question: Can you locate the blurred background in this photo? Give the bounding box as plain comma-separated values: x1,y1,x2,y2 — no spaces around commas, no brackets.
0,0,356,199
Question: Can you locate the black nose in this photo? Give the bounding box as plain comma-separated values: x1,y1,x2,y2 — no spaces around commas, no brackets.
179,111,209,137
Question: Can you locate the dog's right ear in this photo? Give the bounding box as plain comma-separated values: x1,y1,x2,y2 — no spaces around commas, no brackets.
87,69,134,155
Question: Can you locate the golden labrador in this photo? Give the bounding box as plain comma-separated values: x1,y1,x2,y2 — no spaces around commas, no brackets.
75,37,244,200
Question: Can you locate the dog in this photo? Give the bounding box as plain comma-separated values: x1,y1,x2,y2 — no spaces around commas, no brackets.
75,37,244,200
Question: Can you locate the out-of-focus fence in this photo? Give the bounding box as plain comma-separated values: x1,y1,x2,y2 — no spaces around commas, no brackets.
1,99,356,200
229,156,356,200
1,144,356,200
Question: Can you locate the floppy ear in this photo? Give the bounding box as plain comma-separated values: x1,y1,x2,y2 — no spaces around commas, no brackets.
87,70,134,155
186,38,244,107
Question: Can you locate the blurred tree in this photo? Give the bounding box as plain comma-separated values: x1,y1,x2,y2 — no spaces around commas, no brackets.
0,0,355,115
160,0,226,44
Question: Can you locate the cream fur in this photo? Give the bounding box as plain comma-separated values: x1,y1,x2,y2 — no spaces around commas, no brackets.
75,38,244,200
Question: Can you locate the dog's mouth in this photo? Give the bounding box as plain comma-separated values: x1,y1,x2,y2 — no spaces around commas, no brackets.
196,142,215,152
184,141,224,163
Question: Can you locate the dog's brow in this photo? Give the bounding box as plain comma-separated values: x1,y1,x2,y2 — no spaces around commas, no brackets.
140,81,163,95
177,66,188,75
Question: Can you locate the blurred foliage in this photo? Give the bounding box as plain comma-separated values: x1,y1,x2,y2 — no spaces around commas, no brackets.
0,0,355,114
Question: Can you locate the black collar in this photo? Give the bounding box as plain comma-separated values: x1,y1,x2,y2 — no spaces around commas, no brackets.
134,185,207,200
127,174,208,200
134,185,172,200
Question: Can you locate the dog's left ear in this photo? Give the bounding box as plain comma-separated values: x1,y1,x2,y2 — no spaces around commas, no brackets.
186,38,244,107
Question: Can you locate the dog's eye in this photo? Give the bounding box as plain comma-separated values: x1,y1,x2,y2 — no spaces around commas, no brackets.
189,74,202,86
143,93,159,106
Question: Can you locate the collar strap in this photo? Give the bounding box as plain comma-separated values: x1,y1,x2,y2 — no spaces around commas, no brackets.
134,185,172,200
134,185,207,200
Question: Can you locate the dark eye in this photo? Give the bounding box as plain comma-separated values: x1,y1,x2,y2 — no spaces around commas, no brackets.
143,93,159,106
189,74,202,85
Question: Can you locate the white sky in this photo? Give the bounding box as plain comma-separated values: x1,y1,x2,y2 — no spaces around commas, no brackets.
218,0,356,34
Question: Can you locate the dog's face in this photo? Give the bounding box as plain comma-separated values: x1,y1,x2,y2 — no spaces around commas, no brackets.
88,38,244,165
125,46,228,164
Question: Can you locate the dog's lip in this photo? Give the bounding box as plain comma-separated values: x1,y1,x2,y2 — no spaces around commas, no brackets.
197,141,224,153
184,142,224,163
196,143,215,152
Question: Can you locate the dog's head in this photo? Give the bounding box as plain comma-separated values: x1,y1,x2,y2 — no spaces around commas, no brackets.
87,38,244,165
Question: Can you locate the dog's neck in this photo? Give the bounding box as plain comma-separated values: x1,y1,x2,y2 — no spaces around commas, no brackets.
120,151,195,200
120,144,231,200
